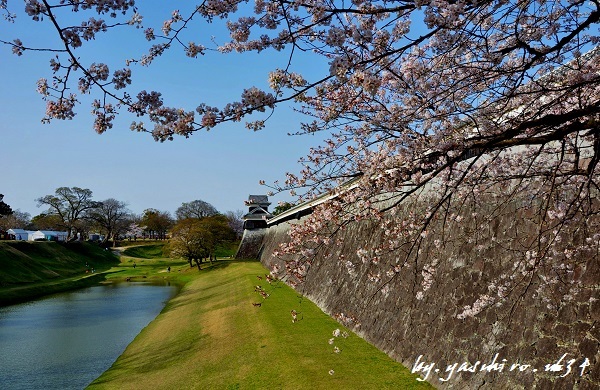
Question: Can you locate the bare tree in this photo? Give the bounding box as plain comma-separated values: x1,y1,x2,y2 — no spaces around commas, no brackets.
0,210,31,230
175,200,218,221
36,187,100,240
86,198,131,245
224,209,244,239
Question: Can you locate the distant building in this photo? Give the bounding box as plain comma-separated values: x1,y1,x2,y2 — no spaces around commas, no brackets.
31,230,68,242
88,233,104,242
7,229,35,241
242,195,273,230
4,229,68,241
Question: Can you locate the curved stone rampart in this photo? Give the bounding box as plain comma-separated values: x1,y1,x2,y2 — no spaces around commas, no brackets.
256,202,599,389
235,228,267,259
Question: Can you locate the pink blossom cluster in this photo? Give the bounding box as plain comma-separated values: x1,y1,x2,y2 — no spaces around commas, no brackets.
185,42,205,58
112,68,131,89
3,0,600,321
44,94,77,121
240,87,276,112
92,100,116,134
74,0,135,15
79,18,108,41
456,294,496,320
11,38,23,55
24,0,46,21
1,0,15,22
5,0,598,146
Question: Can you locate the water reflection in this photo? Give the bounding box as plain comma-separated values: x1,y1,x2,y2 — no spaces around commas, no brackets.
0,283,177,390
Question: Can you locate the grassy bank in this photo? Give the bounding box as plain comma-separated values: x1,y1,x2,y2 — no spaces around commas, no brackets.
0,243,432,388
121,244,168,259
0,241,119,305
90,260,432,389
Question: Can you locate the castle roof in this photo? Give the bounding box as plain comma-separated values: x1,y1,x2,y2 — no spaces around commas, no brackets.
247,195,270,205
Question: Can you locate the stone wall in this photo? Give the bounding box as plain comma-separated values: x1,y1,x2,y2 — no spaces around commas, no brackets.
235,228,267,259
256,200,600,389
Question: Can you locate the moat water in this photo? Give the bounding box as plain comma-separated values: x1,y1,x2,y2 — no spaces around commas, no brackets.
0,282,177,389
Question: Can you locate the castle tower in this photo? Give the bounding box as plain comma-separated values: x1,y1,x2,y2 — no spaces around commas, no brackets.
242,195,273,230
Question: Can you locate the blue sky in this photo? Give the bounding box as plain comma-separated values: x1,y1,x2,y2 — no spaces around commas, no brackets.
0,3,327,218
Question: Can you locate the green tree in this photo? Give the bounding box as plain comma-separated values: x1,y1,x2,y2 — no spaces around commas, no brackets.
169,218,212,269
272,202,294,216
0,194,13,218
30,213,63,230
36,187,100,240
200,215,237,261
170,215,236,269
141,208,173,240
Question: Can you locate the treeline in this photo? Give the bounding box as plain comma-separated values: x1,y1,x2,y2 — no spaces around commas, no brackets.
0,189,244,248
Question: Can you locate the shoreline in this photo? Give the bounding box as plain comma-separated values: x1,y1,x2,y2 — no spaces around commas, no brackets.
88,261,431,389
0,271,119,307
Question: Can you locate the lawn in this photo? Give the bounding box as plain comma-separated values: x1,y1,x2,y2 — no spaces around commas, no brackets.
0,241,119,305
0,242,432,389
89,260,433,389
119,240,239,260
121,244,168,259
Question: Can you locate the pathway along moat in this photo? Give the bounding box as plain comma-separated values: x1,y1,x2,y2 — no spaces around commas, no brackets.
0,282,178,390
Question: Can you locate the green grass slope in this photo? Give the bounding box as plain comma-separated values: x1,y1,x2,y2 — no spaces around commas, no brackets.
122,244,167,259
0,241,119,305
120,241,239,260
89,261,433,389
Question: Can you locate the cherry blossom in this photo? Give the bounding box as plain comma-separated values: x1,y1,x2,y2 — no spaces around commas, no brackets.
2,0,599,322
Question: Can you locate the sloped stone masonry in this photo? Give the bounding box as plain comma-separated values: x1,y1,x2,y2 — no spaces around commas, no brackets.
255,198,599,389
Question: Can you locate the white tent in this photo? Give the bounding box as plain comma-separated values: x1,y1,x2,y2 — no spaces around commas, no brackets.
7,229,35,241
32,230,68,242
